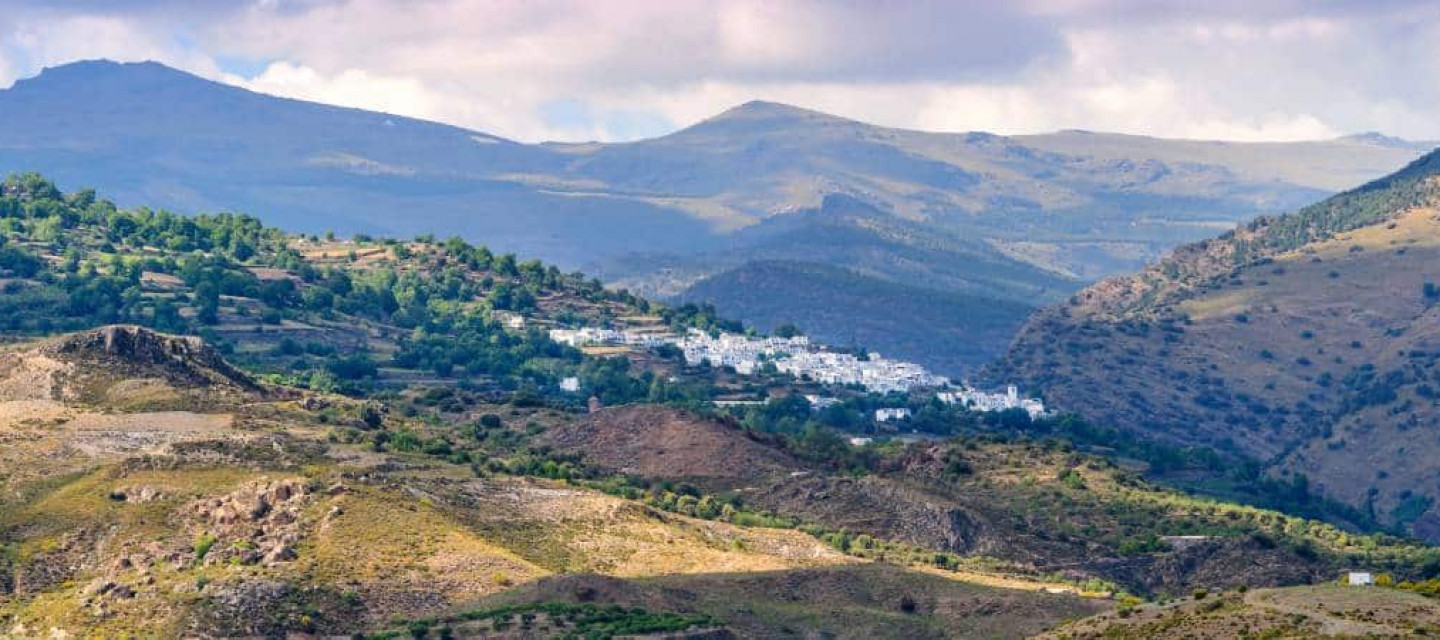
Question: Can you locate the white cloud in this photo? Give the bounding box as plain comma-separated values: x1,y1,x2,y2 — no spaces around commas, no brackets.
0,50,15,89
236,63,440,119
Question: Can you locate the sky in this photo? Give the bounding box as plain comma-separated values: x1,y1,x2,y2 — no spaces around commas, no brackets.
0,0,1438,143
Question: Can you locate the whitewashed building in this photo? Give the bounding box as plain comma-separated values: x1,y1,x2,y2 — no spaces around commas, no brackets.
804,395,841,409
1348,572,1374,586
875,408,912,422
938,384,1047,419
559,376,581,392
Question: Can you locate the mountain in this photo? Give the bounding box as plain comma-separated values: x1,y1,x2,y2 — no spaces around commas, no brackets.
988,148,1440,539
1,60,1434,373
0,60,717,267
623,194,1072,373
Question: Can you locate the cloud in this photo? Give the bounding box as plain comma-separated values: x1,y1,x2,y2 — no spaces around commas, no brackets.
0,0,1438,142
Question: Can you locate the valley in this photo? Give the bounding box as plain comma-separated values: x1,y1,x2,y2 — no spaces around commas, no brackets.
6,3,1440,637
2,60,1433,372
6,173,1440,637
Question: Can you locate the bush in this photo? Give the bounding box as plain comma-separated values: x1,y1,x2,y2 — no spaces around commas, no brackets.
194,533,218,562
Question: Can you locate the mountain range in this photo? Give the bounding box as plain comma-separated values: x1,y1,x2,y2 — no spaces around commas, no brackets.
1,59,1435,373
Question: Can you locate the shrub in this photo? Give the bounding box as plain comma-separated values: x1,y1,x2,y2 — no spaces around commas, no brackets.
194,533,218,562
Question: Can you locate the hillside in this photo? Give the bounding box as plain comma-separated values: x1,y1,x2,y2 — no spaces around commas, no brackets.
8,177,1440,636
676,260,1034,374
0,328,881,637
0,325,1124,638
535,402,1440,599
2,60,1434,371
1040,584,1440,639
0,172,671,400
990,148,1440,539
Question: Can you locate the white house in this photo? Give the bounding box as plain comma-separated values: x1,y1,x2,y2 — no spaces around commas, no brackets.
804,395,840,409
848,437,874,446
493,311,526,330
559,376,581,392
1348,572,1374,586
875,408,912,422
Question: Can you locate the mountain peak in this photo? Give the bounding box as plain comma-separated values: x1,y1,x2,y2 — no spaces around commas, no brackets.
674,100,859,137
7,58,227,101
719,100,825,118
27,58,196,84
1339,131,1414,148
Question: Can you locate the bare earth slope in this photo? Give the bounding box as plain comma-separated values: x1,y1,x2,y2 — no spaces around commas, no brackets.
542,404,801,486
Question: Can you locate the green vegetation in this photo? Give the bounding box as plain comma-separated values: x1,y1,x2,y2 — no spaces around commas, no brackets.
1251,150,1440,257
193,532,218,563
0,173,656,394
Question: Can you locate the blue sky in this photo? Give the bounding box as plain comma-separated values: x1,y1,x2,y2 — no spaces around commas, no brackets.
1,0,1438,143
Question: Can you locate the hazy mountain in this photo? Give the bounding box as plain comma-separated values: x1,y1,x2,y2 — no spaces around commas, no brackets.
0,60,719,266
988,149,1440,539
1,60,1434,372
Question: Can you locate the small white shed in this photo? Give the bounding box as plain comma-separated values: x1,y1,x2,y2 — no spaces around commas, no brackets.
1347,572,1374,586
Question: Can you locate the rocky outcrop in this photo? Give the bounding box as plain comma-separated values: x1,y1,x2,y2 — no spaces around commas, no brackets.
755,475,989,554
1082,536,1331,597
45,325,259,392
188,478,312,567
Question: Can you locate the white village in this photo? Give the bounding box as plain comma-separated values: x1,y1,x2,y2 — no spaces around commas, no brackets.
549,326,1047,420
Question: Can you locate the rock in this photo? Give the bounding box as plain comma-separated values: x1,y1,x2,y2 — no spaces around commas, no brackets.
81,579,116,599
110,485,164,503
263,545,296,564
